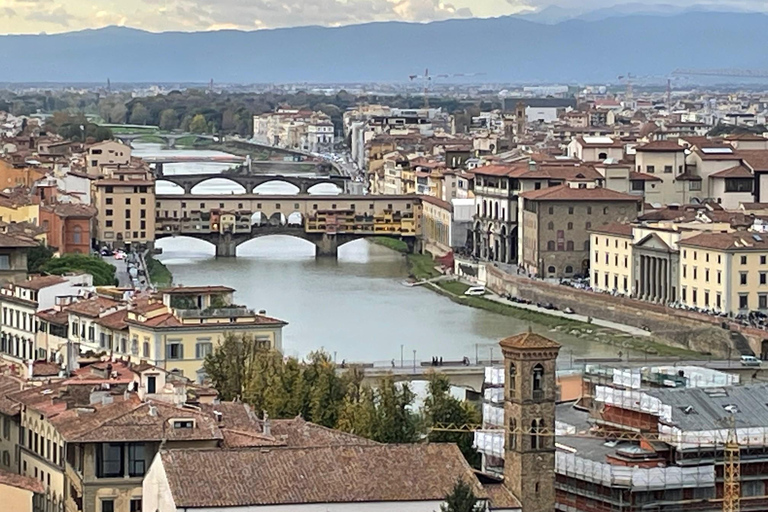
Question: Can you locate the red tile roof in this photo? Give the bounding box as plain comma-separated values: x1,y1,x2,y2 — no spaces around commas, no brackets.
589,222,634,237
65,296,121,318
710,165,754,179
520,184,642,202
635,140,685,152
739,150,768,171
17,275,66,291
679,231,768,251
499,332,561,350
0,469,45,494
96,309,129,331
629,172,662,182
159,444,485,508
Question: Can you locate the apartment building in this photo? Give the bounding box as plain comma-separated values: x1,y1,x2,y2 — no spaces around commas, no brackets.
589,222,635,295
678,231,768,314
634,140,687,205
519,184,641,278
85,141,131,177
252,110,334,152
92,168,155,249
566,136,624,162
39,203,97,255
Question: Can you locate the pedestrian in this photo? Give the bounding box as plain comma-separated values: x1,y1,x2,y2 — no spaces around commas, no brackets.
439,356,443,366
391,359,395,368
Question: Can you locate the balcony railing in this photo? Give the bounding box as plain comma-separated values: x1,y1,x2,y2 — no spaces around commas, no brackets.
175,307,256,319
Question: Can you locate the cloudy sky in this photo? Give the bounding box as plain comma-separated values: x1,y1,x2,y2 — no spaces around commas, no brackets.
0,0,764,34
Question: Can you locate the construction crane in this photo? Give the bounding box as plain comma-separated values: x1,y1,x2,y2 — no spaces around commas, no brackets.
430,421,743,511
672,69,768,79
408,69,486,108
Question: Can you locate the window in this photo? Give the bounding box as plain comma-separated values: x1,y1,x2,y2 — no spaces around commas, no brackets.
128,444,145,477
73,226,82,244
646,165,655,173
761,295,768,310
532,364,544,393
101,499,115,512
717,271,722,285
603,207,608,215
705,269,710,282
587,206,592,215
125,198,131,205
143,341,150,358
106,220,113,228
195,341,213,359
664,165,673,173
547,265,556,274
761,273,767,285
742,255,748,265
548,206,553,215
509,363,516,390
740,295,749,310
693,267,697,280
130,500,142,512
566,241,574,251
585,221,591,229
565,265,574,274
173,420,194,429
568,207,574,215
96,443,123,478
547,221,554,230
547,241,555,251
741,272,748,286
725,178,753,193
508,419,517,450
530,419,543,450
105,209,113,216
141,198,146,205
689,180,702,191
167,342,183,360
567,222,573,230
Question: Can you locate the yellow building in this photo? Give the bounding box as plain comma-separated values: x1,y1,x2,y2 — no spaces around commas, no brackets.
678,231,768,314
92,167,156,249
0,469,45,512
126,286,287,380
589,223,634,295
0,193,40,226
420,195,453,256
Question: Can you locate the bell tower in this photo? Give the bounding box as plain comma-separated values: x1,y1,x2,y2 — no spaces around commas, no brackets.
500,331,561,512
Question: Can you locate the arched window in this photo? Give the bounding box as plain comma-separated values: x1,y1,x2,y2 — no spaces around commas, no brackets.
509,362,516,390
567,222,573,230
42,220,49,231
547,266,556,274
547,221,554,230
598,152,608,160
533,364,544,392
508,419,517,450
603,207,609,214
566,241,574,251
73,226,82,244
586,221,592,229
483,200,488,217
547,241,555,251
565,265,574,274
531,419,542,450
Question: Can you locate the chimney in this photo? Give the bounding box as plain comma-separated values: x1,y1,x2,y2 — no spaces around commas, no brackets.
213,411,223,423
263,411,271,436
148,405,157,417
258,310,267,315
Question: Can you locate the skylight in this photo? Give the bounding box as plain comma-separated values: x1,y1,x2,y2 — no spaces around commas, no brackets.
701,147,734,154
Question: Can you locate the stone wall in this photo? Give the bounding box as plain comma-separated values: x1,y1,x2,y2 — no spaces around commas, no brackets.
486,265,766,357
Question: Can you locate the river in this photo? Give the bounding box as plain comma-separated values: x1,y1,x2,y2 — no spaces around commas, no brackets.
133,143,622,367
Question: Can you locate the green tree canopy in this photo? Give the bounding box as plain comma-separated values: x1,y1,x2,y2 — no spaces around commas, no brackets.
27,244,55,273
41,254,117,286
189,114,208,133
159,109,178,131
129,103,150,125
441,479,483,512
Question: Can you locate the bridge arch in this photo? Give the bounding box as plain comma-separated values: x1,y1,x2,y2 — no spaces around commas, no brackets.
155,180,186,195
190,177,246,195
252,180,300,195
306,182,344,195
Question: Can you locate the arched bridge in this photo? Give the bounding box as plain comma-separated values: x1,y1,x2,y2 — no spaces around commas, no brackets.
155,194,423,257
156,173,350,194
112,131,217,149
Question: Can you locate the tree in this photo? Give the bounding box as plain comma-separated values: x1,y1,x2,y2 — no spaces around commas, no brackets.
441,479,482,512
371,376,420,443
41,254,117,286
204,333,264,401
424,373,482,467
129,103,150,125
159,109,178,131
189,114,208,133
27,244,54,273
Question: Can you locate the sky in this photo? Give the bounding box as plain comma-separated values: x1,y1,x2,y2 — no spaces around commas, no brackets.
0,0,766,34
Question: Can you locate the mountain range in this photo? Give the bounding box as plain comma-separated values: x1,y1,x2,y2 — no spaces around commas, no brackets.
3,11,768,84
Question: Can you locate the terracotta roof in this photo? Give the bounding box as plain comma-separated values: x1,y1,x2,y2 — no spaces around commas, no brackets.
739,150,768,171
726,133,767,141
65,296,121,318
32,361,61,377
519,184,641,202
629,171,662,182
575,136,623,148
511,164,603,181
160,444,485,508
270,417,380,448
130,312,183,328
0,375,24,416
635,140,685,152
741,203,768,211
94,180,154,187
499,331,561,350
473,164,521,177
17,275,66,291
0,232,38,248
419,195,453,212
678,231,768,251
46,203,97,218
36,308,69,325
0,469,45,494
483,483,522,510
589,222,634,237
710,165,754,179
675,170,702,181
96,309,128,331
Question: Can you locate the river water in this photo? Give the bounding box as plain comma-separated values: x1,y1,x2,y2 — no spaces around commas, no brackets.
133,143,621,367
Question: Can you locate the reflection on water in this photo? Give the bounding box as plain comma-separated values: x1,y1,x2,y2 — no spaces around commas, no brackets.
142,142,622,366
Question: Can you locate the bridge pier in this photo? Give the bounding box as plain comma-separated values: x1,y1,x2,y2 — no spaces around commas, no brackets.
315,234,339,258
215,234,238,258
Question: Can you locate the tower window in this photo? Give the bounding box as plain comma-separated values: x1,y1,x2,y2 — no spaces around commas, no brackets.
531,419,543,450
532,364,544,393
508,419,517,450
509,363,516,391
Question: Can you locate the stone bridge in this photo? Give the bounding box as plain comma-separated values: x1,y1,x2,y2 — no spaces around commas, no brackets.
112,131,217,149
155,194,423,257
156,173,350,194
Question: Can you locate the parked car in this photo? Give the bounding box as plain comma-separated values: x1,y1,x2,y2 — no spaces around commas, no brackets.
464,286,486,297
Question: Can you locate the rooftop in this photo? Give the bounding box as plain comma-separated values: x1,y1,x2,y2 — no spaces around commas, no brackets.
499,331,561,350
519,184,642,202
678,231,768,251
589,222,634,237
0,469,45,494
635,140,685,152
160,444,484,508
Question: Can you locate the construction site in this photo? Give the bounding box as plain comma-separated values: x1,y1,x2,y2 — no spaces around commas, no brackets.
471,359,768,512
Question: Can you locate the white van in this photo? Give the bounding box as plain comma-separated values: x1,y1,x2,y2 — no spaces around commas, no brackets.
464,286,486,296
741,355,762,366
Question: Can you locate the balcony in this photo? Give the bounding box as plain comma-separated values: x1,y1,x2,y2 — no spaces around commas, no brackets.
175,307,257,319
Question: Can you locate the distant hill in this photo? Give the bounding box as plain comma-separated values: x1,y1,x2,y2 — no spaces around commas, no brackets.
3,12,768,83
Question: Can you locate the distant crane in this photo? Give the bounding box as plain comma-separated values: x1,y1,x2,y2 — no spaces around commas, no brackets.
408,69,486,108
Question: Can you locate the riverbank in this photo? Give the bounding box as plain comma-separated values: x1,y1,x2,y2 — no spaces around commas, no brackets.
369,239,701,358
146,253,173,288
